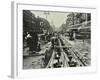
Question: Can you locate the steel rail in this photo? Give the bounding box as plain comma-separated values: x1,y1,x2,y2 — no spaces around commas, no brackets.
60,36,88,66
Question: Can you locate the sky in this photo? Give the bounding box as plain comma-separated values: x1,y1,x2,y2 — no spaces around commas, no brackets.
31,11,69,28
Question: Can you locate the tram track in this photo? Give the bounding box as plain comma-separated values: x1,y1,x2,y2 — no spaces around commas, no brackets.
45,35,88,68
60,35,88,66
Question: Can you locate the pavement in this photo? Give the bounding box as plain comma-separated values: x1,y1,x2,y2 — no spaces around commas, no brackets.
23,41,52,69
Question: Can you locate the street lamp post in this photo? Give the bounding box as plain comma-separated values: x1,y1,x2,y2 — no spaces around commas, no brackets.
44,11,50,41
44,11,50,19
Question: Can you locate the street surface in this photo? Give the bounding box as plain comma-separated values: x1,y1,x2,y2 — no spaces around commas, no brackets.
23,34,91,69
